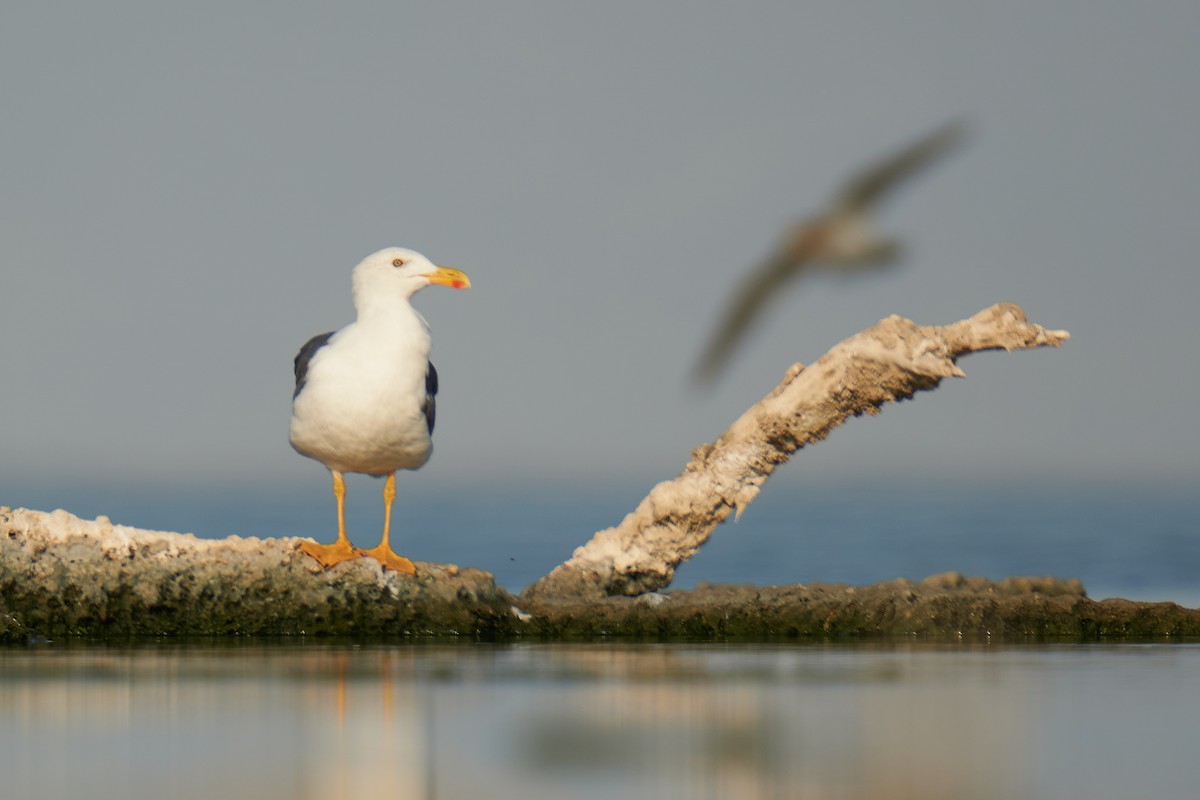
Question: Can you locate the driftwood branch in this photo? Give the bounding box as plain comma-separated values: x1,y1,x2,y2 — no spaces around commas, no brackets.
523,303,1069,601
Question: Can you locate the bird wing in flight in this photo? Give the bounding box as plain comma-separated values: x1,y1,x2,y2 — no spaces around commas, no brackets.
835,120,967,212
692,243,815,384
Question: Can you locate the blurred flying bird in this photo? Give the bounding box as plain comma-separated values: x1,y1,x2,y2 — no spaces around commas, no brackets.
692,120,967,385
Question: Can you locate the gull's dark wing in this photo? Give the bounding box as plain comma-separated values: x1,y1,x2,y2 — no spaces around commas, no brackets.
422,360,438,434
692,244,814,385
293,331,335,399
835,120,967,212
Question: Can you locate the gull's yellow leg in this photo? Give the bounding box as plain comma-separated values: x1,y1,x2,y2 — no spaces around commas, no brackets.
300,470,363,568
358,472,417,574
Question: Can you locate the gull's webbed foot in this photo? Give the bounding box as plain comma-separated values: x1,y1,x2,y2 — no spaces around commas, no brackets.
299,538,363,569
357,543,417,575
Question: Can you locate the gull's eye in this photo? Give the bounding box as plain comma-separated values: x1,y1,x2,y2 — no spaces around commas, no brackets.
392,257,407,268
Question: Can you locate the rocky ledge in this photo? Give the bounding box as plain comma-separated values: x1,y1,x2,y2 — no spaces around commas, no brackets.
0,507,514,640
3,507,1198,643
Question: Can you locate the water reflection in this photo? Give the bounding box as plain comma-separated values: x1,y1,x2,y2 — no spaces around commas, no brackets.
1,642,1198,799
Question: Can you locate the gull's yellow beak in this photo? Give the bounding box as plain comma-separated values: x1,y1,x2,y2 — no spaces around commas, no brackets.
428,266,471,290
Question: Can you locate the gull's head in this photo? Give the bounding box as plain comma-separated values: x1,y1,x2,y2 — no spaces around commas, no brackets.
352,247,471,307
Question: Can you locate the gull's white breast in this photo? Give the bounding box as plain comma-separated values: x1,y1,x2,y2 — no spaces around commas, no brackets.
289,318,433,475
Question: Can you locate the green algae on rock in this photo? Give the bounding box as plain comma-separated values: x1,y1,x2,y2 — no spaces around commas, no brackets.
518,574,1200,641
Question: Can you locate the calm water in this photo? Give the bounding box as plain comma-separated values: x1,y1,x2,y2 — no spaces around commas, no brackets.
2,642,1200,800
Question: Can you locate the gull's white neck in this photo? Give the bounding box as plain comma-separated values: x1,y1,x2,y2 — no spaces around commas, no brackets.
353,283,424,324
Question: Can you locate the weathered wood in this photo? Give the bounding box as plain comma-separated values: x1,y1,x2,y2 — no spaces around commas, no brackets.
523,303,1069,600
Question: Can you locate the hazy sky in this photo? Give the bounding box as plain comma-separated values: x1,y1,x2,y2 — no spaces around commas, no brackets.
4,2,1199,502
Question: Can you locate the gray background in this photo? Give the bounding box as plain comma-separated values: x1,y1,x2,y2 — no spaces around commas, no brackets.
4,2,1198,506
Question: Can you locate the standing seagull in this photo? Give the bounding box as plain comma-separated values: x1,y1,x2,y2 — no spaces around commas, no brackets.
692,120,967,384
290,247,471,573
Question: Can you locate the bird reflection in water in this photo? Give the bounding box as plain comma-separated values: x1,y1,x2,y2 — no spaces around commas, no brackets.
304,649,436,800
1,644,1035,800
